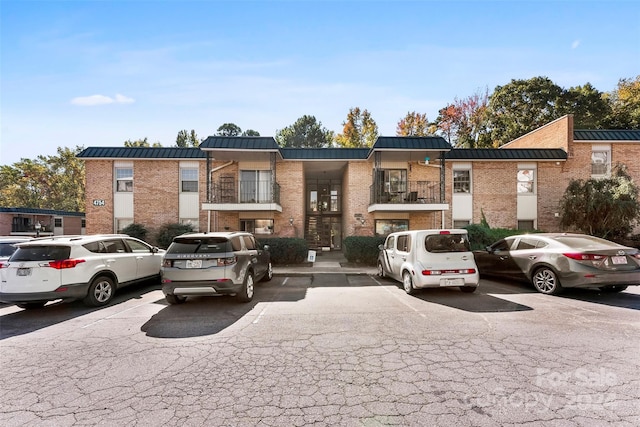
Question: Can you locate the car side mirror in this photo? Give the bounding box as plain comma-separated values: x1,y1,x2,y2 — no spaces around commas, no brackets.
152,246,160,253
485,246,493,253
378,244,384,251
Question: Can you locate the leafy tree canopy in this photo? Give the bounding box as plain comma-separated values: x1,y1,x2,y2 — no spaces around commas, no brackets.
275,115,334,148
396,111,430,137
559,164,640,240
216,123,242,136
562,83,612,129
242,129,261,136
175,129,200,147
124,137,162,147
0,146,85,212
434,89,491,147
605,75,640,129
335,107,379,148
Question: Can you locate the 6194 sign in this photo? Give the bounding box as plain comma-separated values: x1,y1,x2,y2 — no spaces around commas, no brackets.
92,199,106,207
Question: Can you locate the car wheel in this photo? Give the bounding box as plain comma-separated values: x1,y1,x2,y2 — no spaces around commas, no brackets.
459,286,477,293
402,271,415,295
377,261,386,278
532,267,562,295
238,271,254,302
599,285,628,293
84,276,115,307
16,302,47,310
262,262,273,282
165,294,187,305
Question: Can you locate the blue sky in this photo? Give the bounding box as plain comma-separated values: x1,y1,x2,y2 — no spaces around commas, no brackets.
1,0,639,166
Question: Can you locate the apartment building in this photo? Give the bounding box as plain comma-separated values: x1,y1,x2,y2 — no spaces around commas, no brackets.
0,207,85,237
78,115,640,249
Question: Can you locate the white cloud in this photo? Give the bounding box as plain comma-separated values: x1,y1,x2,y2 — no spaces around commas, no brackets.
70,94,135,106
572,40,580,49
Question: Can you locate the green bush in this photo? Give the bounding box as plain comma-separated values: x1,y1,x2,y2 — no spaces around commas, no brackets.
155,223,194,249
343,236,385,265
257,238,308,264
464,223,539,250
121,223,149,242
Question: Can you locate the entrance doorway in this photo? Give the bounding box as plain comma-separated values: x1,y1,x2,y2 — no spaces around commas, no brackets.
305,178,342,250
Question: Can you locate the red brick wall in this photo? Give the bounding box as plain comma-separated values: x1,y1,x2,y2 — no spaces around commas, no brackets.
503,115,572,151
84,160,115,234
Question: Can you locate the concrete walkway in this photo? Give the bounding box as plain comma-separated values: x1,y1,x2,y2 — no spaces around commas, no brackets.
272,250,378,275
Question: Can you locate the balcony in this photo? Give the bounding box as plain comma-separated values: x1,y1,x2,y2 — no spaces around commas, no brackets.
368,180,448,213
202,179,282,212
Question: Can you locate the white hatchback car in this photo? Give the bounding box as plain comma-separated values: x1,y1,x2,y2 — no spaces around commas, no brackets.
0,234,164,309
378,229,480,294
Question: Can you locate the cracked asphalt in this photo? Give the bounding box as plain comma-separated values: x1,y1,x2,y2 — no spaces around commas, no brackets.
0,274,638,426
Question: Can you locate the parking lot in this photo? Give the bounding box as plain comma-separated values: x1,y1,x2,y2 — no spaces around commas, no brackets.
1,274,638,426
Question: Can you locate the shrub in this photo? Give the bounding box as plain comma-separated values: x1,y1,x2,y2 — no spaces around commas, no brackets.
257,237,308,264
121,223,149,242
464,223,539,250
343,236,385,265
155,223,194,249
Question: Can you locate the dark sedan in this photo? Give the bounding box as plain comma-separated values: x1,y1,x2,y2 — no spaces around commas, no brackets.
473,233,640,295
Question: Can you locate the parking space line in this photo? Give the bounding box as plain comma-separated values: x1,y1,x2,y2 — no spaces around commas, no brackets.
370,276,426,318
81,302,151,328
281,277,289,286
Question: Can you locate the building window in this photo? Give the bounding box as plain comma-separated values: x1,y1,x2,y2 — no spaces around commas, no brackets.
54,218,62,228
116,168,133,192
241,219,274,235
240,170,272,203
384,169,407,194
181,168,198,193
116,218,133,233
81,219,86,228
591,150,610,176
180,218,199,232
375,219,409,236
517,220,535,231
517,169,534,193
453,220,470,228
453,170,471,193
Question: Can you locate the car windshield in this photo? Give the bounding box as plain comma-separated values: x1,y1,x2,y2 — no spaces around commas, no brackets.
10,246,71,261
424,234,470,253
167,237,232,254
554,235,622,250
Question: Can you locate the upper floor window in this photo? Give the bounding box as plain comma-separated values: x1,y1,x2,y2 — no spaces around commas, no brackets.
517,169,534,193
181,168,199,193
384,169,407,194
453,170,471,193
240,170,272,203
591,150,610,177
116,168,133,192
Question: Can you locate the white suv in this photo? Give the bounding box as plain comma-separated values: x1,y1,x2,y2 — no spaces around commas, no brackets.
378,229,480,294
0,234,164,309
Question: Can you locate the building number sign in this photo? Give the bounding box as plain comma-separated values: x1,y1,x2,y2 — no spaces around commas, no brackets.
92,199,106,207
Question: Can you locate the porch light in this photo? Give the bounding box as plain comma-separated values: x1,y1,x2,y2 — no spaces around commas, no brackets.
289,217,294,226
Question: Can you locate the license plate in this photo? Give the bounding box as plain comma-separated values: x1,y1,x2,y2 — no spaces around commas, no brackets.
17,268,32,277
611,256,627,265
186,259,202,269
441,278,464,287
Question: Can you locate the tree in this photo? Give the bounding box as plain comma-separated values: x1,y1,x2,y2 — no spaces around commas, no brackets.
242,129,261,136
605,75,640,129
434,89,491,148
335,107,379,148
176,130,200,147
0,146,85,212
275,115,334,148
216,123,242,136
559,164,640,240
562,83,611,129
396,111,430,136
487,76,565,146
124,138,162,147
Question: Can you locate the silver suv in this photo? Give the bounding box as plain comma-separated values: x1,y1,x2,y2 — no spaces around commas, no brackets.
161,232,272,304
0,234,164,309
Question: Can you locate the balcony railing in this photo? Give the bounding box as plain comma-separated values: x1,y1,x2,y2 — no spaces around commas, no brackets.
209,179,281,204
370,180,443,205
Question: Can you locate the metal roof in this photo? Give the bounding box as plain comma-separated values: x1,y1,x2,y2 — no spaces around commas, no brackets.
77,147,206,159
199,136,280,150
0,207,85,216
573,129,640,141
445,148,567,160
372,136,451,150
280,148,370,160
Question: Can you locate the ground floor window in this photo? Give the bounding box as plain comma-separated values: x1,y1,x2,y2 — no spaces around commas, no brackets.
375,219,409,236
453,220,470,228
116,218,133,233
517,220,535,230
180,218,199,232
241,219,274,235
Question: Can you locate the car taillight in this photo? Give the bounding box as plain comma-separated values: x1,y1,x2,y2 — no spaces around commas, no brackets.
422,268,476,275
218,256,237,266
563,253,607,261
0,262,7,269
48,259,85,269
